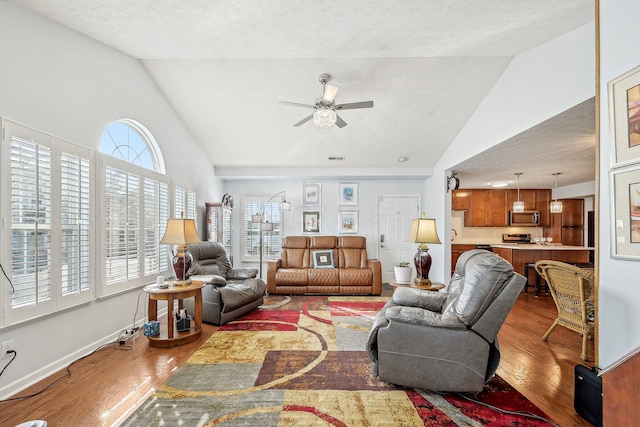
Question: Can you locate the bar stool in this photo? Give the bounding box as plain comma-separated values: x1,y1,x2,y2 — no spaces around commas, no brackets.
523,263,548,297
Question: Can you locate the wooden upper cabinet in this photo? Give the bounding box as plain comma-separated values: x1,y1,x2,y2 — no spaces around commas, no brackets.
451,189,470,210
561,199,584,227
486,189,508,226
465,189,508,227
535,189,552,227
506,189,537,210
462,188,552,227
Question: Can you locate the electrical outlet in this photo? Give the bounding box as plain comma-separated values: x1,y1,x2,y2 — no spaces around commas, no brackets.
2,339,15,360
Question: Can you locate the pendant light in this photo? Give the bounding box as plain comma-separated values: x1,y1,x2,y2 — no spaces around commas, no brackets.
513,173,525,213
550,172,563,213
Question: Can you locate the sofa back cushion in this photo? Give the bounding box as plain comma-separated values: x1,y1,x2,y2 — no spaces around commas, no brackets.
187,241,232,277
309,236,338,268
338,236,368,268
281,236,310,268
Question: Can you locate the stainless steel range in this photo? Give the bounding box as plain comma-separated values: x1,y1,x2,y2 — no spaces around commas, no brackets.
502,233,531,244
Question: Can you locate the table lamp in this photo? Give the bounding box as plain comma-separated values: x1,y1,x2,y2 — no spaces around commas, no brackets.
160,214,201,285
407,213,442,286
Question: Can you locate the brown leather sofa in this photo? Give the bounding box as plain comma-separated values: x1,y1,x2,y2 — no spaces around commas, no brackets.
266,235,382,295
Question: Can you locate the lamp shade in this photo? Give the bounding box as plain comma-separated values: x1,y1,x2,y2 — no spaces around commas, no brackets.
160,218,201,245
407,217,442,245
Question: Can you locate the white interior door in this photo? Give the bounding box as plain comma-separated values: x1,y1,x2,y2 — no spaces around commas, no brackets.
378,196,420,283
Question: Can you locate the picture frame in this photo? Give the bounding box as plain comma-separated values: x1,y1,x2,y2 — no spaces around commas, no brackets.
609,64,640,167
338,182,359,206
338,211,359,234
302,211,321,234
302,182,322,206
611,164,640,260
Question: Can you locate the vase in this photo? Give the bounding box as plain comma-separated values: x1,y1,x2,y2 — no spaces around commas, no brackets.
394,266,412,284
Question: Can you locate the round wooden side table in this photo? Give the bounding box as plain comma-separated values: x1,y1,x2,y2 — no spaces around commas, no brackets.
389,280,445,291
143,281,204,348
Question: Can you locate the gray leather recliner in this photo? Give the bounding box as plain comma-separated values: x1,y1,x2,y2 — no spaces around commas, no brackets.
182,241,266,325
367,249,525,392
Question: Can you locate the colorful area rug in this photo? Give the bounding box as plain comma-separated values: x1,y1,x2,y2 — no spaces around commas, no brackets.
124,295,551,426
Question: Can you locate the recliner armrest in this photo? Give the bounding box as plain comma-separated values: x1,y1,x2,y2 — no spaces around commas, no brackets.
386,306,467,330
227,268,258,279
392,287,447,312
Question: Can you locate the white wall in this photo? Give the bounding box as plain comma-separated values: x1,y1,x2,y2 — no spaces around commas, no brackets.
223,178,426,269
0,2,221,397
430,23,596,284
598,0,640,368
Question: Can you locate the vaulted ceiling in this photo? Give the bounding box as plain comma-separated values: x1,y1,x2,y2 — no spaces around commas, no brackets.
10,0,595,187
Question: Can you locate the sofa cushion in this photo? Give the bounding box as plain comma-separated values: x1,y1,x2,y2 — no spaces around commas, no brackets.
219,279,266,312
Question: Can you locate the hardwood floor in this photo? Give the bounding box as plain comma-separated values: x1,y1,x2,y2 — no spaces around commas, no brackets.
0,293,593,426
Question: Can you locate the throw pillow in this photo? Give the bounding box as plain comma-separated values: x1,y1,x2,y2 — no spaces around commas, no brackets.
312,250,334,268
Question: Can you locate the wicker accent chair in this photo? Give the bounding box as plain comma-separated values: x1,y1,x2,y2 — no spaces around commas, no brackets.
534,260,595,360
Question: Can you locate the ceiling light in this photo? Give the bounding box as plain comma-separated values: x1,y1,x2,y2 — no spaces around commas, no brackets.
313,107,336,128
513,173,525,213
490,181,509,188
551,173,563,213
398,157,408,162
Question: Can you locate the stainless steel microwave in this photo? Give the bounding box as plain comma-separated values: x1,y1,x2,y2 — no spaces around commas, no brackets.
508,210,540,226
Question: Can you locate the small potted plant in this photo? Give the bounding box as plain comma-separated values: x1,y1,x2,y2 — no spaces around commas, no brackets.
394,261,412,284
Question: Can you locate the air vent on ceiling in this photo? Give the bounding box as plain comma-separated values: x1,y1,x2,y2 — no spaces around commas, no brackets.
328,156,345,161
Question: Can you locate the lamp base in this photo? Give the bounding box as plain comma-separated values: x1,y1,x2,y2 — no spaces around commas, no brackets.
414,246,433,286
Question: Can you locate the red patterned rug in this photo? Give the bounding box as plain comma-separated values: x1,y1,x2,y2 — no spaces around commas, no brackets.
124,295,553,426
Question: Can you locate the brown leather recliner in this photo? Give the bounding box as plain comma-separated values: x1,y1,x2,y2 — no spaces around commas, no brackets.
267,235,382,295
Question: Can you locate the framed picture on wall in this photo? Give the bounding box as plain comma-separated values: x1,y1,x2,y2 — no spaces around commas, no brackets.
609,64,640,166
338,182,358,206
302,182,322,206
302,211,321,233
611,164,640,260
338,211,358,234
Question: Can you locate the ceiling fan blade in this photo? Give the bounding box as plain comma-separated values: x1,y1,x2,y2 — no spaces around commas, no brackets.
280,101,316,109
323,84,339,103
293,114,314,127
335,115,347,128
335,100,374,110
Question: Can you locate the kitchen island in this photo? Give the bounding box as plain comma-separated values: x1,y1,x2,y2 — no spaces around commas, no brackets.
490,244,593,278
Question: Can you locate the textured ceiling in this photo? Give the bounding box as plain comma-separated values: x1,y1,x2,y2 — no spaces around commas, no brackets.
10,0,596,187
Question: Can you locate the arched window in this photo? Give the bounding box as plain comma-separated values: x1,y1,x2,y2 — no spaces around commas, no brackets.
99,119,165,173
98,119,171,295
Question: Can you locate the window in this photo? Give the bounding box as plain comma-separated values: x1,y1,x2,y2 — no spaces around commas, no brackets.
242,197,284,261
174,185,197,221
2,120,94,325
98,120,172,296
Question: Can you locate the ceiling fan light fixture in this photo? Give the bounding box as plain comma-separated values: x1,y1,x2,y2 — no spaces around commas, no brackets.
323,84,339,103
313,107,337,128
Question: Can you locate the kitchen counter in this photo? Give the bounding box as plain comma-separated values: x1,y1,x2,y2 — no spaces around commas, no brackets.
490,244,593,251
490,244,592,278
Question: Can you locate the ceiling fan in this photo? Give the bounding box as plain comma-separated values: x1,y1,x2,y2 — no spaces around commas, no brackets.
280,73,374,128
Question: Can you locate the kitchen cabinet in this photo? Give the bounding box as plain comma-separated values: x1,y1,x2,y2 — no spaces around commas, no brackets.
506,189,537,210
465,189,508,227
547,199,584,246
460,188,551,227
451,190,470,210
535,190,552,227
205,202,233,263
451,244,476,274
